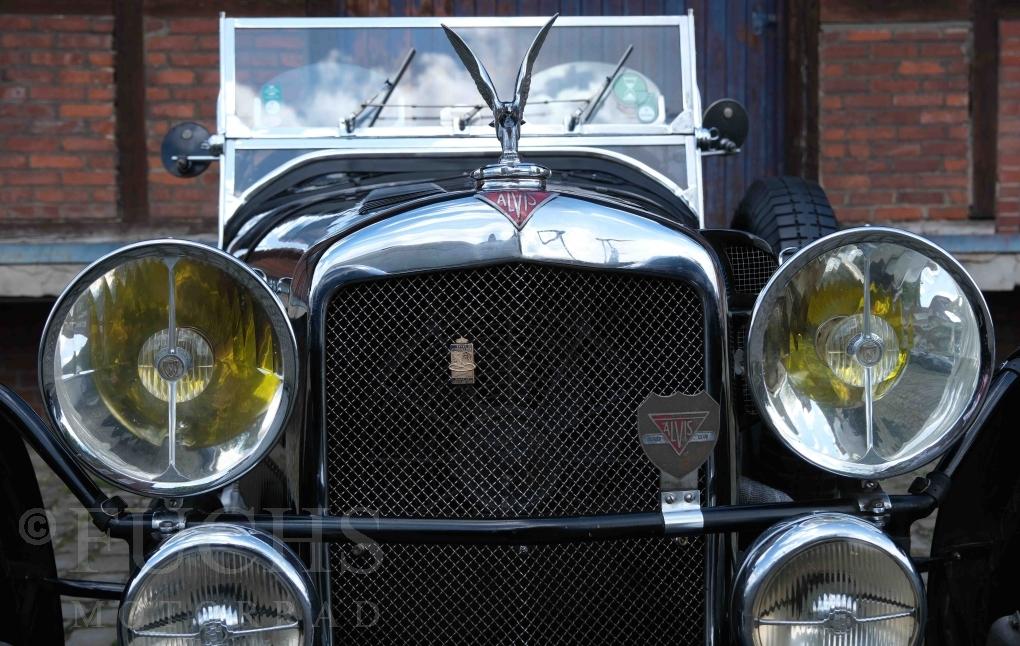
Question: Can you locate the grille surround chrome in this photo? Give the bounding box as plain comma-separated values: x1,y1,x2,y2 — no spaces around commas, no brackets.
306,193,729,645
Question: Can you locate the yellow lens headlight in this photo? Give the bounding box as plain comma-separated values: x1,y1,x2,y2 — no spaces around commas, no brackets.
748,228,993,478
40,240,297,496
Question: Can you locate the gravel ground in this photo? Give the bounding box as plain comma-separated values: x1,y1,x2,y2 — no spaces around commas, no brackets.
30,450,143,646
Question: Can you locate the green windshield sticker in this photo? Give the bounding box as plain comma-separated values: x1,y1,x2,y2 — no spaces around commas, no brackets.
613,73,649,106
638,102,659,123
261,83,282,102
261,83,283,116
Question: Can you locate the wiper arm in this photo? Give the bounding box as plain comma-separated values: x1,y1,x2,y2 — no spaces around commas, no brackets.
344,48,416,133
457,104,485,131
567,44,634,132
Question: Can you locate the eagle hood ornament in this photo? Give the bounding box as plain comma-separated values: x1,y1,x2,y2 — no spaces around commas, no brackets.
442,15,558,188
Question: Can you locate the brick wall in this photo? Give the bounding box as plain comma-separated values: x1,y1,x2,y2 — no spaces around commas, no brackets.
145,16,220,223
999,21,1020,233
0,14,117,224
0,13,223,232
819,23,971,225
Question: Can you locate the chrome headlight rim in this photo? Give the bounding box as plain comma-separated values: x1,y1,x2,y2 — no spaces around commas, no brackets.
747,226,995,479
119,523,318,645
732,512,925,646
38,239,299,497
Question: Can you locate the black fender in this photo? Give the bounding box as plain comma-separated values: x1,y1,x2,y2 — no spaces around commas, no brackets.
927,353,1020,646
0,386,64,644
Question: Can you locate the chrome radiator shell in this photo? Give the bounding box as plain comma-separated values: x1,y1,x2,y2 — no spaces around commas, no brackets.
306,193,729,644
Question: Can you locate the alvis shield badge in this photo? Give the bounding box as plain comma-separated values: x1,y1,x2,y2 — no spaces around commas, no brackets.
636,391,720,478
478,190,557,229
449,337,476,385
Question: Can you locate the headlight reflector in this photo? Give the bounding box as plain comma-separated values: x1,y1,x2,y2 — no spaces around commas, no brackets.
748,228,993,477
732,513,924,646
120,524,317,645
40,240,297,496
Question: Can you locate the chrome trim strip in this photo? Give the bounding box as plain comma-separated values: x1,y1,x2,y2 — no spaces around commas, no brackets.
682,11,706,226
219,15,233,137
746,227,996,479
221,139,238,240
119,524,319,645
231,16,689,29
231,134,692,150
730,513,925,646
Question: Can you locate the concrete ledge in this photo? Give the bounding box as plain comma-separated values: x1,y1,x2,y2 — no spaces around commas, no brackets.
0,230,1017,297
0,237,217,298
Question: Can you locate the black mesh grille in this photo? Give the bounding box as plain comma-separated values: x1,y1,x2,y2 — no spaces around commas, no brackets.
322,263,707,643
323,263,705,518
328,538,705,645
725,245,777,294
731,316,756,416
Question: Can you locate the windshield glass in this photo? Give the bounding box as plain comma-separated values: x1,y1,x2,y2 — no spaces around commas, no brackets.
228,19,688,135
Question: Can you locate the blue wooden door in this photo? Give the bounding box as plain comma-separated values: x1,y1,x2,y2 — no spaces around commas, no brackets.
685,0,785,227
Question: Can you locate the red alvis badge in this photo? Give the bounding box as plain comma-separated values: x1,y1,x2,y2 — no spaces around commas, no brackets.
477,190,556,229
649,411,711,457
637,391,720,479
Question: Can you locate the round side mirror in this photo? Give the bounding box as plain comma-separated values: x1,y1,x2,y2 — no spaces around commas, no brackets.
160,122,212,178
702,99,749,152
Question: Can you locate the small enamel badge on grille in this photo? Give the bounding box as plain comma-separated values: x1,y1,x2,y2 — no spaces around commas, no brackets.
637,391,720,478
449,337,476,385
477,190,556,229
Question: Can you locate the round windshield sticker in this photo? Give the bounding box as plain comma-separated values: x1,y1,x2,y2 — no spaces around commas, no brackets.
638,103,658,123
261,83,282,103
260,83,283,124
613,73,649,106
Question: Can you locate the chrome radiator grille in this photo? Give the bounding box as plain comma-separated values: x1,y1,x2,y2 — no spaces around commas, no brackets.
322,262,707,643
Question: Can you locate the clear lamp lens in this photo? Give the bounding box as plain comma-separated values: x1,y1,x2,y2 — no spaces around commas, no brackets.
753,540,918,645
42,242,296,496
750,230,991,477
121,525,315,646
734,514,924,646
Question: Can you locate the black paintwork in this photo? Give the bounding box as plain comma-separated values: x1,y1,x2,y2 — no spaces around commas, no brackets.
0,385,122,528
225,151,699,279
0,386,64,643
927,352,1020,646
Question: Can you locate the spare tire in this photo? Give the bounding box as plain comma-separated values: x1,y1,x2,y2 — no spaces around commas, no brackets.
731,176,838,254
730,177,845,502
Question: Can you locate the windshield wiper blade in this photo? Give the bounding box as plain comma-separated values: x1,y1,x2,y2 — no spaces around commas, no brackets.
567,44,634,131
344,48,416,133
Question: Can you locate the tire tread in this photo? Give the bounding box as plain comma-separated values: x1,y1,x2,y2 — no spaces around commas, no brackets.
732,176,838,254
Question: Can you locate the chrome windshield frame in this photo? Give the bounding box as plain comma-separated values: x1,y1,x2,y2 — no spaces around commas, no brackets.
216,13,705,243
219,15,696,138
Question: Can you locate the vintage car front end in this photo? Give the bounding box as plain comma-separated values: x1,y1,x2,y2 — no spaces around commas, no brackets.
3,12,1018,646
